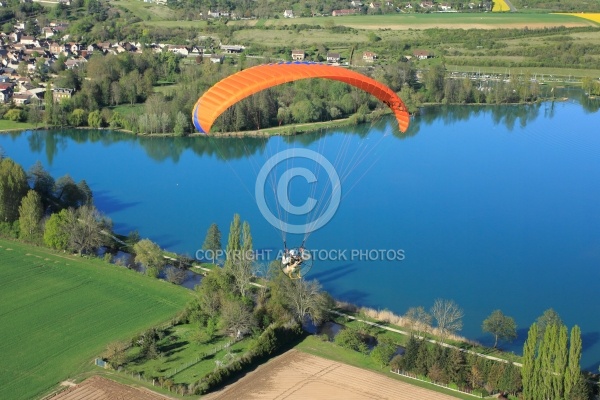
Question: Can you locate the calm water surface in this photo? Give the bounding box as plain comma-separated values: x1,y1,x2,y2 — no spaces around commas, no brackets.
1,97,599,369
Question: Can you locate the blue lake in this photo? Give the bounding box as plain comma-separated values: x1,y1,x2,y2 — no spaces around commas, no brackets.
1,96,599,369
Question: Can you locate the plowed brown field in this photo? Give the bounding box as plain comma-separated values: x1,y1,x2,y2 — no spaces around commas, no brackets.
208,350,459,400
52,376,171,400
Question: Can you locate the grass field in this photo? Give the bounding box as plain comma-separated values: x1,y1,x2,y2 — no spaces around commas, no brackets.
124,323,251,385
261,13,596,30
0,238,193,400
0,120,37,132
111,0,177,21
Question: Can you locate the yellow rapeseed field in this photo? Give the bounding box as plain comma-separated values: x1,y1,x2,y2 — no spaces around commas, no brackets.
561,13,600,24
492,0,510,12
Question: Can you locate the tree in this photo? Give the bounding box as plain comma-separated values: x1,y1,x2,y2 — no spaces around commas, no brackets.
430,298,464,344
202,223,221,263
133,239,165,277
564,325,582,399
68,205,110,255
482,310,517,348
521,323,538,400
165,266,187,285
44,84,54,127
4,109,25,122
224,213,241,270
371,335,397,368
54,174,87,208
69,109,87,127
27,160,54,209
0,158,29,223
536,308,562,342
43,209,71,250
405,306,432,337
18,190,43,242
284,278,331,325
104,341,129,369
220,299,256,339
173,111,189,136
88,110,102,128
335,326,369,354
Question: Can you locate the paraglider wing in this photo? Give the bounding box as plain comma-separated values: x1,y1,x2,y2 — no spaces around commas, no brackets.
192,62,410,134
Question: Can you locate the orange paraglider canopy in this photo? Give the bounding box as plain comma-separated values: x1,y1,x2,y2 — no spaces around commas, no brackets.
192,62,410,134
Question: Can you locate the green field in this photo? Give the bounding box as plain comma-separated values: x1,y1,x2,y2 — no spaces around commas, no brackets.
0,239,193,400
0,120,37,132
124,323,251,385
111,0,177,21
260,12,597,30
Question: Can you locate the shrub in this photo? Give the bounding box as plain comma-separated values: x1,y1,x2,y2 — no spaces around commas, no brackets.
4,109,25,122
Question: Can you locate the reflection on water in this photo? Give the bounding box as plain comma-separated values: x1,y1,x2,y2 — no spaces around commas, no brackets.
19,94,599,166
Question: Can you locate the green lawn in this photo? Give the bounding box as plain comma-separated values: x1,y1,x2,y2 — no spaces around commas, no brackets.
111,103,145,116
263,13,596,30
0,120,37,132
124,323,250,385
0,238,193,400
111,0,177,21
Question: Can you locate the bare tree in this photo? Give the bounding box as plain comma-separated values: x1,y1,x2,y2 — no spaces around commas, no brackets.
284,279,331,326
220,300,256,339
430,299,464,344
230,258,253,298
68,205,111,256
405,306,432,337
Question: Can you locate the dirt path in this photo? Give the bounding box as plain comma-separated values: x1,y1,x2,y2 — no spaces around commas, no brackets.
207,350,459,400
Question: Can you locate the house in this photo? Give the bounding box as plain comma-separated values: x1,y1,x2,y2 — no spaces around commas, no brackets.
327,52,341,63
283,9,294,18
0,82,14,103
210,54,224,64
190,46,203,55
20,35,35,45
369,2,381,8
363,51,377,62
12,92,30,105
332,9,357,16
413,49,432,59
350,1,363,7
65,59,86,69
291,50,305,61
420,0,435,8
52,87,73,102
439,2,451,10
49,42,66,55
96,42,112,51
167,45,190,56
9,32,20,43
0,75,10,82
220,44,245,53
42,27,55,38
69,43,82,53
